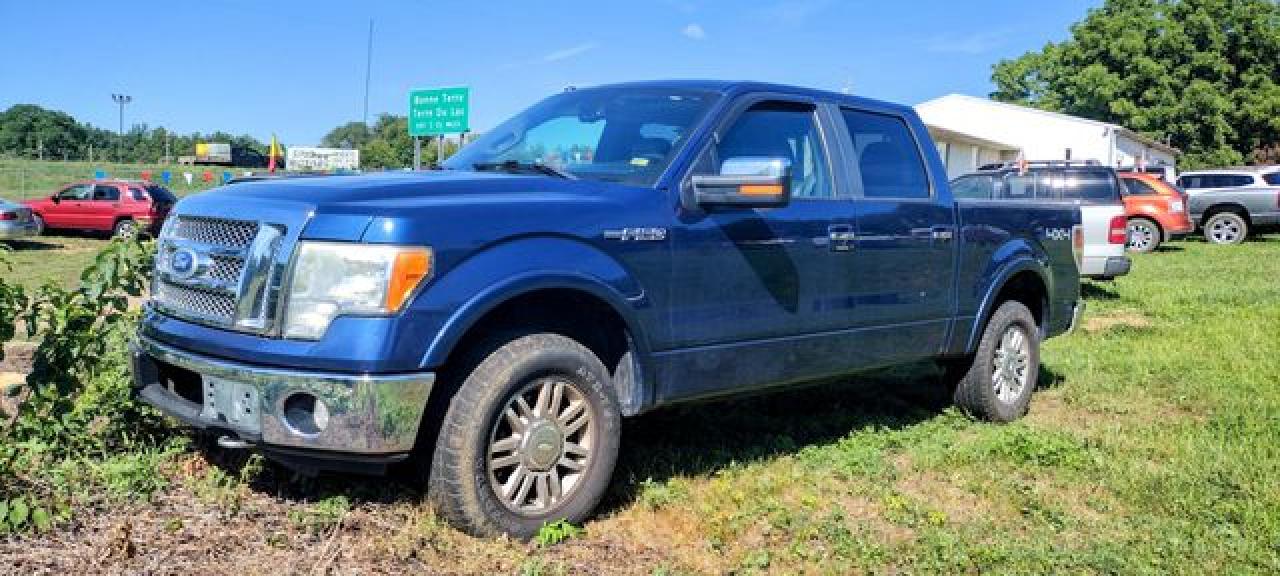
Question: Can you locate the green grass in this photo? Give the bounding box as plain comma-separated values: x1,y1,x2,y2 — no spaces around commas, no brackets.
0,234,111,291
583,235,1280,574
0,157,231,202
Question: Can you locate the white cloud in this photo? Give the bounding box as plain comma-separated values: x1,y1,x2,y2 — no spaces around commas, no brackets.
682,23,706,40
542,42,598,63
924,31,1006,55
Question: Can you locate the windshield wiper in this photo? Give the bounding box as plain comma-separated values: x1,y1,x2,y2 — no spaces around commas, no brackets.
472,160,577,180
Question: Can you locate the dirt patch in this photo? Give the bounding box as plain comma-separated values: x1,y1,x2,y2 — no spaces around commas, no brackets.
1083,310,1152,333
0,455,685,576
0,342,34,374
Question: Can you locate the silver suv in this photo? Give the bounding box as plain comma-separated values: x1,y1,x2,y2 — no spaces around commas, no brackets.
1177,167,1280,244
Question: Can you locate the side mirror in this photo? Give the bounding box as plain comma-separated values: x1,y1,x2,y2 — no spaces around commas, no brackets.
692,156,791,208
51,195,60,204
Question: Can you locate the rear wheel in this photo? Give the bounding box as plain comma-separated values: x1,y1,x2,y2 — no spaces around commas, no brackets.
427,333,620,539
112,219,138,239
1204,212,1247,245
948,300,1039,422
1126,217,1161,253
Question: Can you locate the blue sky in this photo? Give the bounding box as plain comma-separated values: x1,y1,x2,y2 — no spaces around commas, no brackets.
0,0,1099,146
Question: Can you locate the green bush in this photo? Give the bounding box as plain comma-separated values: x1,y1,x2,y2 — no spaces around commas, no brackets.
0,238,166,532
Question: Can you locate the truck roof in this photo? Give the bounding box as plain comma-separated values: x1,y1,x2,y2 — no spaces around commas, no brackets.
586,80,918,117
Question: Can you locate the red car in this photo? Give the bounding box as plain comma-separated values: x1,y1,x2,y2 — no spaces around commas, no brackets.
1118,171,1194,253
24,180,175,238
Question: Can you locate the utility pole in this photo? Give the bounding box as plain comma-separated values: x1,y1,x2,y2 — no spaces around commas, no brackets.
37,136,43,161
363,19,373,126
111,93,132,162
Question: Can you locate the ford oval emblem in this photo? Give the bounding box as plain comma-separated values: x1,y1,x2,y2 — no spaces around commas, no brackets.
169,248,198,279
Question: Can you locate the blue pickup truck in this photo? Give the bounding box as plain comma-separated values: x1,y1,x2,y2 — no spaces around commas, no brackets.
131,80,1083,538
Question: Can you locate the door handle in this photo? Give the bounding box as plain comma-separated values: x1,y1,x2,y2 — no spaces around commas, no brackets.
827,224,855,252
930,226,954,241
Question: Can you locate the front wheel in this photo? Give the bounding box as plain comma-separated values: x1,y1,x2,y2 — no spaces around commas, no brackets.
1203,212,1248,245
948,300,1040,422
427,333,621,539
1126,217,1161,253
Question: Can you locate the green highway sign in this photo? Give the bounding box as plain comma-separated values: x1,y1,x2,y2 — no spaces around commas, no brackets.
408,86,470,136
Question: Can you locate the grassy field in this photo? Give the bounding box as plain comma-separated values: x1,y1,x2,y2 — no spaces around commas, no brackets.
2,235,1278,574
0,157,233,202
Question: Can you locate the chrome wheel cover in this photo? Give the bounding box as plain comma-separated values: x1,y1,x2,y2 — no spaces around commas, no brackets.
991,325,1030,404
487,377,593,515
1127,221,1155,251
1208,216,1242,244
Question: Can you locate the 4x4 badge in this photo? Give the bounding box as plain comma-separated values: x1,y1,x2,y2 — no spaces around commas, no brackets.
603,228,667,242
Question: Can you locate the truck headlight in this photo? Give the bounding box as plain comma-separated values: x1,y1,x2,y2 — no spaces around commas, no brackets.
283,242,432,340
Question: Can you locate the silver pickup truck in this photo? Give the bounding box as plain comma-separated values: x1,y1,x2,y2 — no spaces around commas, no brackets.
1177,167,1280,244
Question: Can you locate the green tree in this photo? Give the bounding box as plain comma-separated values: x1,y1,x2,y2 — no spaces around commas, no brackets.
321,121,372,150
991,0,1280,168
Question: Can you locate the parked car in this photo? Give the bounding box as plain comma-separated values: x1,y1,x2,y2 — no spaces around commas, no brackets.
950,160,1130,279
131,80,1083,538
1116,171,1193,253
1176,168,1280,244
23,180,176,238
0,199,39,240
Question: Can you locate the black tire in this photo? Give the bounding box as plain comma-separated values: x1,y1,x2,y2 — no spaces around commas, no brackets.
1126,217,1161,253
426,333,621,539
112,219,138,239
949,300,1040,422
1203,212,1247,245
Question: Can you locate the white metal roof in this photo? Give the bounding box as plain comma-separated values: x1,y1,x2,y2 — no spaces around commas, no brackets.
916,93,1180,156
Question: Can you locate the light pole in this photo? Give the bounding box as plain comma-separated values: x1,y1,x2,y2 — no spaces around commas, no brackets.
111,93,132,162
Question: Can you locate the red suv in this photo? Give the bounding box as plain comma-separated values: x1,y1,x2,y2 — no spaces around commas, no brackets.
24,180,175,238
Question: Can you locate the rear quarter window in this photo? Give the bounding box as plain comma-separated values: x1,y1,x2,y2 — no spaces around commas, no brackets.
1060,171,1120,203
1263,172,1280,186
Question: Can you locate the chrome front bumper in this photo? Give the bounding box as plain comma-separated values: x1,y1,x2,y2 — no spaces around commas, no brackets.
131,334,433,455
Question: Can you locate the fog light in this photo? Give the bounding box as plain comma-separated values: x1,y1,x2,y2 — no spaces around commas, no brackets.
282,393,330,435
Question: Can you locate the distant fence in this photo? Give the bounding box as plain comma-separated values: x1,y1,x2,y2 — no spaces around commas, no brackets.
0,163,254,201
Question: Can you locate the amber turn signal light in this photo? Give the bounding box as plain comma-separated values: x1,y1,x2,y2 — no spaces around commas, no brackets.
385,248,432,311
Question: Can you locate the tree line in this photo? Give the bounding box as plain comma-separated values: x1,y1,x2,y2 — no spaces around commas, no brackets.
0,104,268,164
991,0,1280,168
0,103,460,170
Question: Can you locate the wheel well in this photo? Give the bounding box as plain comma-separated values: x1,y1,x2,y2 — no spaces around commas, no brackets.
1202,203,1250,226
441,288,639,412
991,271,1046,333
1129,215,1162,235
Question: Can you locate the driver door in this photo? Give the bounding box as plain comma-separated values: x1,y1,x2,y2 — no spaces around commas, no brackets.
662,97,859,401
45,183,92,228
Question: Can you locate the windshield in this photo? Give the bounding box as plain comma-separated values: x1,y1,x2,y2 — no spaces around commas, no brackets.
444,86,719,187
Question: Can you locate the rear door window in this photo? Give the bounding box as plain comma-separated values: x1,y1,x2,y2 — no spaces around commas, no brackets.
93,185,120,201
839,109,930,199
950,175,995,199
1263,172,1280,186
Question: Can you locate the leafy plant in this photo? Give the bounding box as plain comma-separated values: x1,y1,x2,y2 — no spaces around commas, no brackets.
534,519,584,547
0,237,163,532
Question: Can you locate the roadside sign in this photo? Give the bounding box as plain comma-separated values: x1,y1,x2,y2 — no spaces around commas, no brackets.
408,87,469,136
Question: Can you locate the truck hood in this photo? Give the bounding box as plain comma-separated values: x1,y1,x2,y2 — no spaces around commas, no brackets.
172,170,640,242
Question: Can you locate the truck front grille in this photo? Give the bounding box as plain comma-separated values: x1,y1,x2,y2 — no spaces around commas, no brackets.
152,215,286,332
154,281,238,323
172,216,259,247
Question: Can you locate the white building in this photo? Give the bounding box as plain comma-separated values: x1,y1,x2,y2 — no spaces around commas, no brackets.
915,94,1179,179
